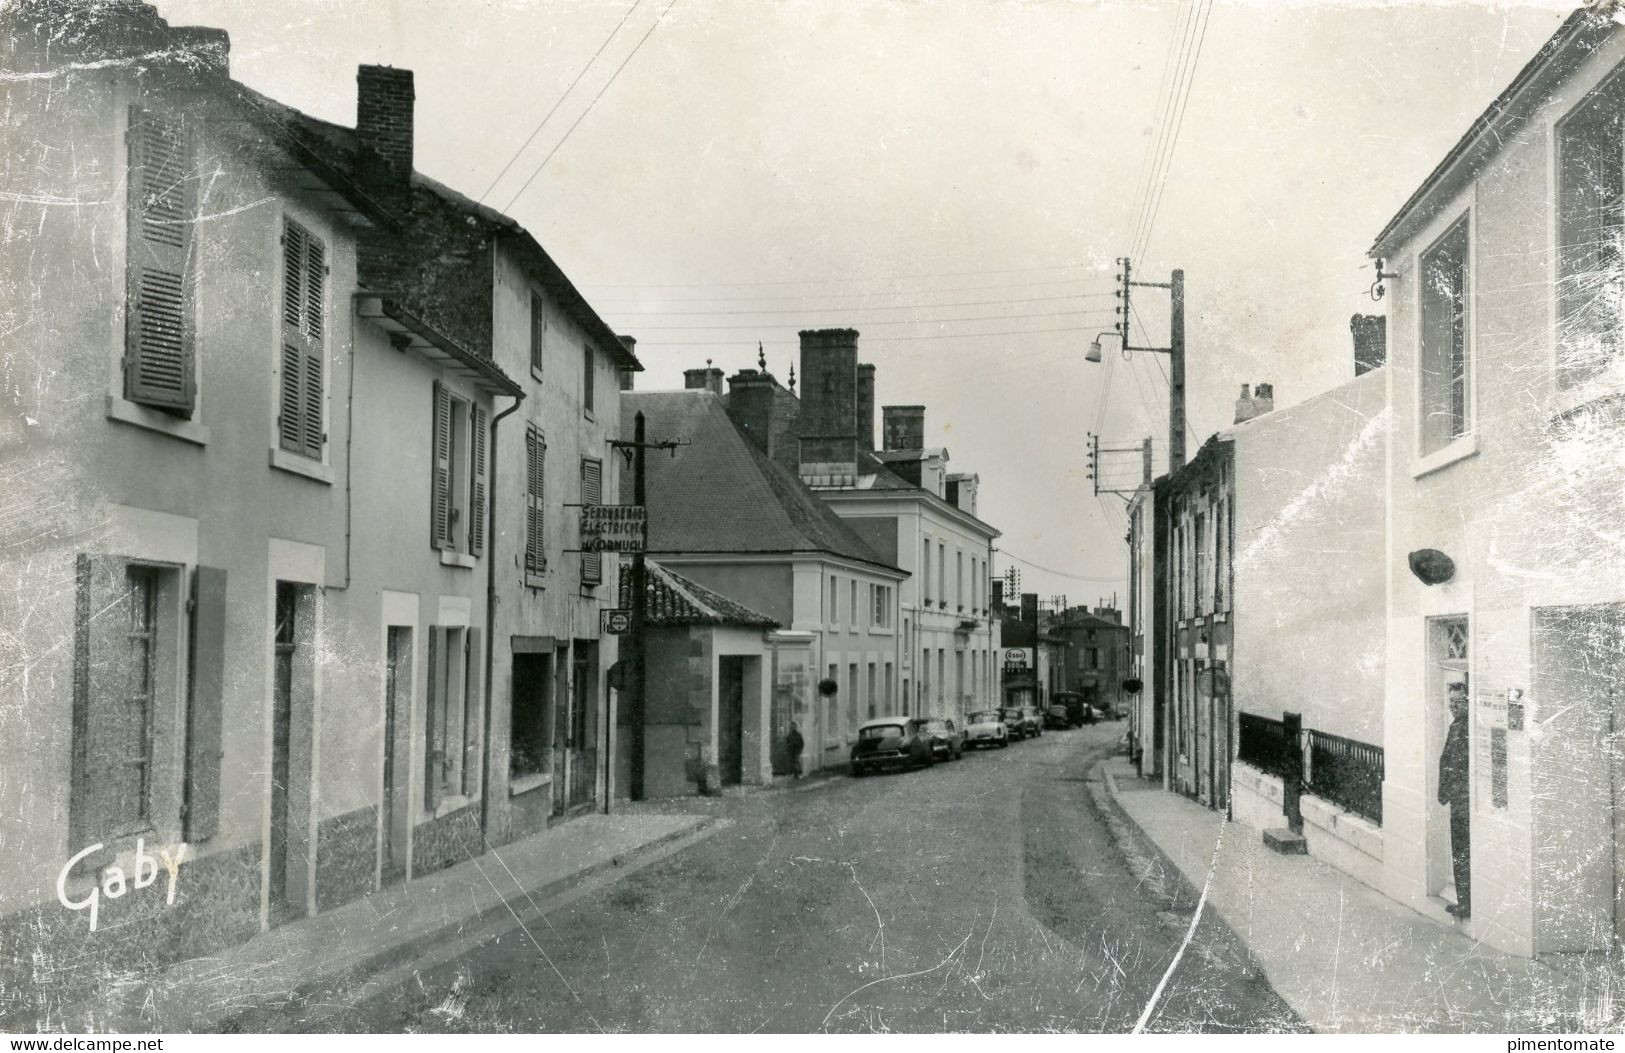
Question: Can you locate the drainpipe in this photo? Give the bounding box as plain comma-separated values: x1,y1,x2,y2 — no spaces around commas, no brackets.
480,392,525,840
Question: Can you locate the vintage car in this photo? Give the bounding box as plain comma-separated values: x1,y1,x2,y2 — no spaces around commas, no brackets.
918,717,964,761
1044,705,1073,730
999,706,1029,741
964,709,1009,749
1017,706,1044,738
849,717,933,776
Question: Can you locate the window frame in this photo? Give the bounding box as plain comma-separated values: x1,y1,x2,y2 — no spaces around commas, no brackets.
1415,210,1476,463
273,215,329,471
582,343,596,419
529,290,547,383
1553,71,1625,394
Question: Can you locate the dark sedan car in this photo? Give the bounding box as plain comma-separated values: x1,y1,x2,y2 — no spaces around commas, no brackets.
918,717,964,761
999,706,1029,741
850,717,933,776
1017,706,1044,738
1044,705,1073,730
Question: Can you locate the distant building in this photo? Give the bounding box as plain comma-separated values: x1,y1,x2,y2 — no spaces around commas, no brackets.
1051,607,1131,718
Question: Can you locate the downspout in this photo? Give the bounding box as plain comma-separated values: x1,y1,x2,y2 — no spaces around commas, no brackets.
480,392,525,839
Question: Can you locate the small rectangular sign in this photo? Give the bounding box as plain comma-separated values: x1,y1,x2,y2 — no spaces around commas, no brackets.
580,505,646,553
601,609,632,635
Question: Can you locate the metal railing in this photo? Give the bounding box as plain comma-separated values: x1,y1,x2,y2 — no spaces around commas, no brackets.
1304,728,1384,826
1236,712,1292,780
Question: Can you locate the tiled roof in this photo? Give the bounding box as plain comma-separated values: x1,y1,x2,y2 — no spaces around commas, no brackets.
618,560,777,628
621,391,905,575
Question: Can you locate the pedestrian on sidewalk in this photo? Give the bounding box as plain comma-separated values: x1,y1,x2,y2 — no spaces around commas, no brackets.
1438,672,1472,919
786,722,805,778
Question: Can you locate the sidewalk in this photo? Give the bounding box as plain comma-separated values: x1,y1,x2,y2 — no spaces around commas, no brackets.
55,809,719,1033
1100,758,1621,1033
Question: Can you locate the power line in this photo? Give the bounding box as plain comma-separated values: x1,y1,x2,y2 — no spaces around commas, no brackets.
1000,549,1124,583
583,262,1104,290
477,0,644,204
1136,0,1215,263
1130,0,1204,261
600,291,1117,316
628,324,1110,346
620,309,1117,331
1124,0,1195,259
503,0,683,212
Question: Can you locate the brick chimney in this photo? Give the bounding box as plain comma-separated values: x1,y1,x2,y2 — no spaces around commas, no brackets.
357,65,415,185
1233,384,1256,425
1252,382,1274,416
856,364,876,452
882,405,925,451
618,336,637,390
727,369,802,477
683,366,725,395
1351,314,1386,376
797,329,860,486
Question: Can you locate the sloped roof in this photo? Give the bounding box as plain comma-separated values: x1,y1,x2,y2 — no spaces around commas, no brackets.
621,391,905,576
618,560,777,628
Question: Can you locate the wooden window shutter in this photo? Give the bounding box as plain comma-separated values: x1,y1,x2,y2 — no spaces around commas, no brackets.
184,565,227,841
424,627,443,811
461,626,483,797
279,219,325,458
525,425,546,573
468,404,488,557
125,107,196,415
431,382,452,550
71,555,131,850
582,345,595,413
580,458,602,585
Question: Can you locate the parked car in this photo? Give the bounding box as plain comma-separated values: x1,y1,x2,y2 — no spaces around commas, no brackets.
850,717,933,776
999,706,1029,741
918,717,964,761
964,709,1009,749
1017,706,1044,738
1053,690,1087,727
1044,705,1073,730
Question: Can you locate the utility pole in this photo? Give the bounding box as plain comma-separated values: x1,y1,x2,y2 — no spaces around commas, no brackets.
1169,269,1186,470
608,410,684,802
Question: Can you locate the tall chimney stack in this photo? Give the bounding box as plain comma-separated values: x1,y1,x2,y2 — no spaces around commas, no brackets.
856,363,876,452
797,329,860,486
882,405,925,451
357,65,415,185
1351,314,1387,376
683,366,725,395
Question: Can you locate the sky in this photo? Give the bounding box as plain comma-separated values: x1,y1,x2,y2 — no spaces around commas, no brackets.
153,0,1575,604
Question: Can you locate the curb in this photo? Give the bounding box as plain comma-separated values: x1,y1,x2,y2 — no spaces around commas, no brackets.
1087,761,1204,913
90,815,723,1033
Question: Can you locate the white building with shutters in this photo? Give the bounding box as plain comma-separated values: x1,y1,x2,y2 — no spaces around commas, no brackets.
0,2,595,1006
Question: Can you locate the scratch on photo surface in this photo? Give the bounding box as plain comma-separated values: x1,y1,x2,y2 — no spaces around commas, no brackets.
818,925,973,1032
1132,819,1224,1035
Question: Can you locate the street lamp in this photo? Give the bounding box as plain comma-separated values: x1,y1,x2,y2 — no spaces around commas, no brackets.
1085,332,1116,364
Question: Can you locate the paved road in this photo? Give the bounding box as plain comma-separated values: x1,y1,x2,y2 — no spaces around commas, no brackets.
266,724,1304,1033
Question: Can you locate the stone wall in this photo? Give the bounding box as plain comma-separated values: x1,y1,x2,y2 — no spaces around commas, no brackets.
314,806,377,913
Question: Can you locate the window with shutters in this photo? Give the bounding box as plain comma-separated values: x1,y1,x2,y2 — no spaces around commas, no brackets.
71,558,183,851
277,218,327,462
524,424,547,582
430,384,485,562
579,457,602,586
124,106,197,418
530,291,547,380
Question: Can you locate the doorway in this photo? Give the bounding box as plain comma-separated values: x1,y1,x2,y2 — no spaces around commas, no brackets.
554,640,598,814
1533,603,1625,953
719,656,746,786
269,582,314,924
380,626,412,886
1425,615,1470,908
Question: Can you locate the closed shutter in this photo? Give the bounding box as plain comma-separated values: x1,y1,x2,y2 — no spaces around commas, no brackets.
468,404,488,557
431,383,452,550
125,107,195,415
582,344,594,413
279,219,326,458
71,555,129,850
185,565,227,842
580,458,602,585
424,627,443,811
525,426,546,573
530,292,546,374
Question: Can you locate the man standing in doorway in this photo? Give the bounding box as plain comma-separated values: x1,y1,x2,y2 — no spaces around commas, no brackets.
786,721,805,779
1437,672,1472,919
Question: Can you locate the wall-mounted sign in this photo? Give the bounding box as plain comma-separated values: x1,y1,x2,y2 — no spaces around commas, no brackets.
580,505,646,553
1002,647,1032,673
601,609,632,635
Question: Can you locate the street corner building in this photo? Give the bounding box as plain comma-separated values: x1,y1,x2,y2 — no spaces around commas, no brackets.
1123,3,1625,962
0,0,640,1016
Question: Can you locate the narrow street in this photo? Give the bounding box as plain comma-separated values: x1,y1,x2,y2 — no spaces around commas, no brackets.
253,726,1302,1034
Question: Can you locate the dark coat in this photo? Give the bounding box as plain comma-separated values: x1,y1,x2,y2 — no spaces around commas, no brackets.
786,728,805,756
1438,714,1470,807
